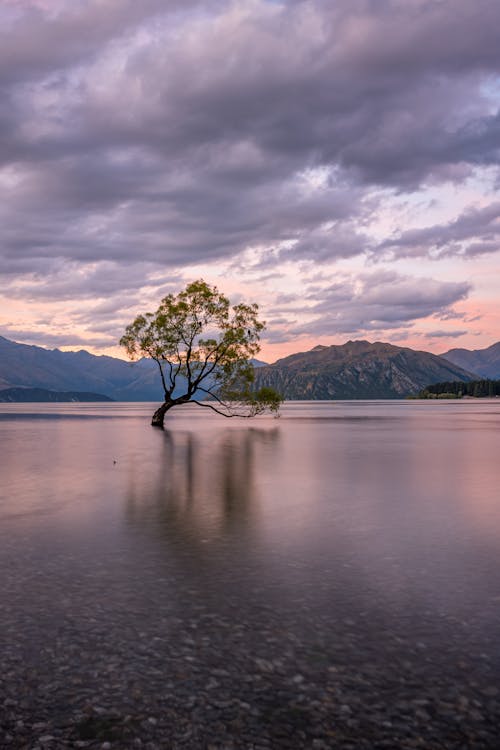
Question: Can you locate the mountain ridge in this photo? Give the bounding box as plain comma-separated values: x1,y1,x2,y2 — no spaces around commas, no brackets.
441,341,500,379
254,340,477,399
0,334,486,401
0,336,266,401
0,336,163,401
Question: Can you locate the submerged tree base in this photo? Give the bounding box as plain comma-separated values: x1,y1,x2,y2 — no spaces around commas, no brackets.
151,402,172,428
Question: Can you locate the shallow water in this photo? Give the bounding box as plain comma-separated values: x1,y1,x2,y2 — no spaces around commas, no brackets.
1,400,500,747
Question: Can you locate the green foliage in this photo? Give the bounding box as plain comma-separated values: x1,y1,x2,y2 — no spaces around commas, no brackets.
416,379,500,399
120,280,283,421
253,386,283,415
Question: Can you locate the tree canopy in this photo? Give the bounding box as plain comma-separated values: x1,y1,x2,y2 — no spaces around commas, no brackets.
120,280,283,426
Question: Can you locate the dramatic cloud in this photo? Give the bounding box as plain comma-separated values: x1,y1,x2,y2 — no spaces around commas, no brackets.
2,260,177,301
265,271,471,339
0,0,499,354
377,202,500,260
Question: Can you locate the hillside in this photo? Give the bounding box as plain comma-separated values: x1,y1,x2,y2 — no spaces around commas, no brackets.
0,336,165,401
254,340,476,399
0,335,480,402
0,336,265,402
441,341,500,379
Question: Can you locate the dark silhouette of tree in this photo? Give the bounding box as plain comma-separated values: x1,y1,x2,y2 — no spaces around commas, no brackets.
120,280,283,427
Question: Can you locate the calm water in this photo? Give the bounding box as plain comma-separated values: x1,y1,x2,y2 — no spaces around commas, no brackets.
1,400,500,746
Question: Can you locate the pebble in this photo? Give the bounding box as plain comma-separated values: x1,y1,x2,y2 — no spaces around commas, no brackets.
2,545,500,748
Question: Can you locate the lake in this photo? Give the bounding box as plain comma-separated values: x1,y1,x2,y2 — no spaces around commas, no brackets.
1,400,499,748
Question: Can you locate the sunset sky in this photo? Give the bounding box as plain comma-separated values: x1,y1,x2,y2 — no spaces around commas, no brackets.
1,0,499,363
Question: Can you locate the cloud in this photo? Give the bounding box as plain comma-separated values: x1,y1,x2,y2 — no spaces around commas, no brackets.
1,260,178,301
424,330,468,339
0,0,498,350
377,202,500,260
0,325,113,350
266,270,471,338
279,222,371,264
0,1,208,86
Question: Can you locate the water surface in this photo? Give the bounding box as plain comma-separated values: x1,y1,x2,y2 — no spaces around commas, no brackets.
1,401,499,747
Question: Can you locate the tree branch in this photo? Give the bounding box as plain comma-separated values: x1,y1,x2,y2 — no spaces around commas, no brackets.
190,400,254,418
195,385,232,409
192,342,230,389
153,357,169,398
161,356,175,390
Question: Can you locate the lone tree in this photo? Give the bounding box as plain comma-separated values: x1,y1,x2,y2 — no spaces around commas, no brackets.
120,280,283,427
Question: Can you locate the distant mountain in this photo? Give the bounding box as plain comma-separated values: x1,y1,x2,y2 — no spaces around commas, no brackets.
441,341,500,379
0,335,478,402
0,387,113,403
254,340,476,399
0,336,267,402
0,336,165,401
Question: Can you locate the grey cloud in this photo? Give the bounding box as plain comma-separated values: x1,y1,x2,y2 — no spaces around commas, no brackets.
2,261,177,302
383,330,415,343
76,298,143,318
1,153,364,268
0,1,212,86
377,202,500,260
357,272,470,312
438,309,469,322
71,279,185,325
424,330,468,339
75,0,500,187
280,224,370,264
274,271,471,337
0,326,113,349
84,321,130,339
1,0,499,340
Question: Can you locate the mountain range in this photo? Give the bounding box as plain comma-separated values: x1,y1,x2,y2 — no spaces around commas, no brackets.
253,340,476,400
0,335,163,401
441,341,500,379
1,334,494,401
0,335,265,402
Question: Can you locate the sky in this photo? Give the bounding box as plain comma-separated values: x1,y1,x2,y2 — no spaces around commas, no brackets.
1,0,499,363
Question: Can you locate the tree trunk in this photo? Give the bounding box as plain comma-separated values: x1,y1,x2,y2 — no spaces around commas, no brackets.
151,401,173,428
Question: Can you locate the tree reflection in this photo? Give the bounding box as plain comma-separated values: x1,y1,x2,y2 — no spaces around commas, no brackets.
124,427,280,562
